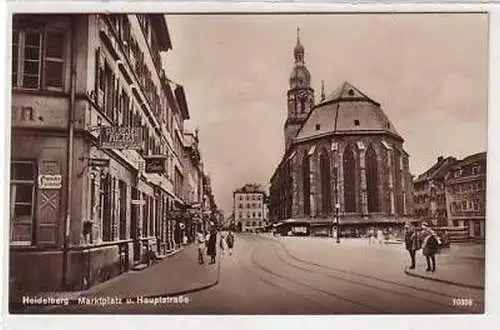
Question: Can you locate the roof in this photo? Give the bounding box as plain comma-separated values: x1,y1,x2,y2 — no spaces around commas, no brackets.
150,15,172,51
234,184,265,194
451,152,487,168
414,156,457,183
174,85,190,120
295,81,402,142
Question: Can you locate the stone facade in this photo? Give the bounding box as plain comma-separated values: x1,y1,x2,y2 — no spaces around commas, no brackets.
269,33,413,234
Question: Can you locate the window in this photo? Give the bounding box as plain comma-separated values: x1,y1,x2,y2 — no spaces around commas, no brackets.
10,161,36,245
258,212,261,218
252,212,256,218
239,212,242,218
238,203,243,209
12,26,65,90
316,124,321,130
354,119,360,126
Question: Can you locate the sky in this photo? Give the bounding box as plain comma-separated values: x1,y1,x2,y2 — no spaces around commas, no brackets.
162,13,488,217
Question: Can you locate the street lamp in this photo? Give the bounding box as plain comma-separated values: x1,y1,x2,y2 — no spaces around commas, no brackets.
333,98,341,244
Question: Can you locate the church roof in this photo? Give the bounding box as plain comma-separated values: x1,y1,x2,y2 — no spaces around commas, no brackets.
294,81,402,142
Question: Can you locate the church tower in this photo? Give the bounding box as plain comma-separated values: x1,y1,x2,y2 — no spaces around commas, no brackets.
284,28,315,151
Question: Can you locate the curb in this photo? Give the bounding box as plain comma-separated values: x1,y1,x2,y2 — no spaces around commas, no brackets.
403,268,484,290
10,243,221,313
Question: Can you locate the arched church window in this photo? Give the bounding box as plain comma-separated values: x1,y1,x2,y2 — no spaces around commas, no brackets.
343,145,356,213
320,151,332,216
366,145,380,212
302,154,311,216
300,98,305,113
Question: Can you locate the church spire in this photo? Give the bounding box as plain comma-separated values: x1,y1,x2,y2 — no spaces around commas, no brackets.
294,27,305,64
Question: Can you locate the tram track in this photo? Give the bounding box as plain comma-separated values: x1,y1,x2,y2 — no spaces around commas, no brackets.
247,234,480,313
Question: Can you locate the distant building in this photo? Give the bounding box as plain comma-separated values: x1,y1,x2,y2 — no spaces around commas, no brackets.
413,156,457,226
233,184,267,232
445,152,486,238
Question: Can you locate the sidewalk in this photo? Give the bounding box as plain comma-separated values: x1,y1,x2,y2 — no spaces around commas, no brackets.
11,243,219,312
404,244,485,289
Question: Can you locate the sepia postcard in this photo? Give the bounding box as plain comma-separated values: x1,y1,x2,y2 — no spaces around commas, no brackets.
3,3,494,326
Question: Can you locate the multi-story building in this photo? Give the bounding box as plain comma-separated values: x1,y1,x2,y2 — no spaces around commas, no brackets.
233,184,267,232
10,14,191,292
182,129,204,239
445,152,487,238
269,30,413,237
413,156,457,226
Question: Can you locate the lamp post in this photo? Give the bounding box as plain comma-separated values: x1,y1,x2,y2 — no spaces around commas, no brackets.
333,98,341,244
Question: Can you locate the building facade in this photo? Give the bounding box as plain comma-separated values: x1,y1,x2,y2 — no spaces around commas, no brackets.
10,14,193,292
413,156,457,226
269,31,414,236
233,184,267,232
182,130,205,239
445,152,486,238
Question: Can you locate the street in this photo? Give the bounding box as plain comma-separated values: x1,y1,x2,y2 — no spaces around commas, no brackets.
23,233,484,314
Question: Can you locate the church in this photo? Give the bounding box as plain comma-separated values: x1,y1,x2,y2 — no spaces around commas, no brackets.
269,30,414,237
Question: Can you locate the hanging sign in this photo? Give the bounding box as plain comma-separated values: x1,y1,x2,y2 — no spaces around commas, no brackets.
145,156,167,174
38,174,63,189
100,127,142,150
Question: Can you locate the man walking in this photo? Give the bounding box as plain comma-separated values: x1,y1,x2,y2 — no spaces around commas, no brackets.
404,223,421,269
206,227,217,264
226,231,235,256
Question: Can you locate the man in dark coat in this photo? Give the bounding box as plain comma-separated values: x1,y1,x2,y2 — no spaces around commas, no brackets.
422,223,440,272
206,228,217,264
404,223,421,269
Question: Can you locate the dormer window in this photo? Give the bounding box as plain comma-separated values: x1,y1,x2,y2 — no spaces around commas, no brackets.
315,124,321,130
348,89,354,96
354,119,360,126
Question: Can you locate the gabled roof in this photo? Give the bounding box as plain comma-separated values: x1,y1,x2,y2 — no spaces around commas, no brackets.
323,81,379,106
295,81,401,142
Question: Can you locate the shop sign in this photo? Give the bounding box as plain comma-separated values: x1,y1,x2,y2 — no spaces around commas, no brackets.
100,127,142,150
88,158,110,168
38,174,63,189
145,156,167,174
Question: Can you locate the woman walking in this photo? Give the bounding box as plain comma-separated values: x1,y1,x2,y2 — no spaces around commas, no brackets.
421,223,441,272
195,229,206,265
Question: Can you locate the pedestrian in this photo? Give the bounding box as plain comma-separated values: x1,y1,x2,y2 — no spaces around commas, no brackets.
206,228,217,264
226,231,235,256
377,228,384,245
421,222,441,272
219,231,227,255
367,227,375,246
195,229,206,265
404,223,421,269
